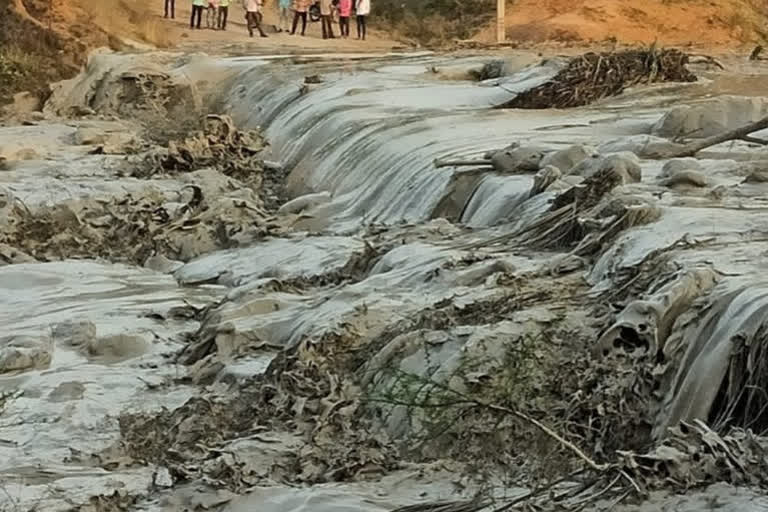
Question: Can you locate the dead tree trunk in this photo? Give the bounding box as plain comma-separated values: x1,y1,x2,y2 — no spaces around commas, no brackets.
649,115,768,159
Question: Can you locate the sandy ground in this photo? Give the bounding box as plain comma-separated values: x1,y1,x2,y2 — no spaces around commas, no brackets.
475,0,766,47
84,0,403,54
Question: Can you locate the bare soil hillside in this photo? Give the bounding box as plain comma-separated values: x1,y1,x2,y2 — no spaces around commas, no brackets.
476,0,768,46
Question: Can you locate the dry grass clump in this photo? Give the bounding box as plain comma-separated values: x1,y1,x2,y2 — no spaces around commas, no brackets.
374,0,495,46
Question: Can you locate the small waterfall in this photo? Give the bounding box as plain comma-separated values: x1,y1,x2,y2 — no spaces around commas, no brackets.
215,56,566,230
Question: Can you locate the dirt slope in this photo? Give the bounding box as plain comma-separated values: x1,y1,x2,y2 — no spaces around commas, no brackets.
476,0,767,46
1,0,396,106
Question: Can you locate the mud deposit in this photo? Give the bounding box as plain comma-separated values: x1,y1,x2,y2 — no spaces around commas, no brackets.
2,50,768,511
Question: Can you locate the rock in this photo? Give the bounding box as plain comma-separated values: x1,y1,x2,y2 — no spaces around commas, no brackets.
539,144,597,173
144,252,184,273
278,191,332,215
0,335,53,373
0,144,38,162
14,148,38,160
11,91,41,114
569,152,641,183
488,144,549,173
594,268,718,360
652,95,768,139
599,152,642,183
52,321,98,349
529,165,562,197
598,135,682,158
0,244,36,265
85,333,150,361
659,169,709,188
660,157,703,178
74,126,108,145
471,60,505,81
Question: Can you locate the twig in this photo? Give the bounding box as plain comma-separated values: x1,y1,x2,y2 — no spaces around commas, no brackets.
484,402,608,472
606,489,632,510
569,472,622,508
618,469,642,495
378,369,608,472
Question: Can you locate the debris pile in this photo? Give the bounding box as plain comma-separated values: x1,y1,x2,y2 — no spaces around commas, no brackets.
500,48,697,109
0,116,295,265
459,163,660,259
619,421,768,491
0,184,283,264
118,335,399,490
135,115,288,210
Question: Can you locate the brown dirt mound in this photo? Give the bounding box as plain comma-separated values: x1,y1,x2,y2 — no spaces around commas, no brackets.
0,2,85,103
476,0,768,46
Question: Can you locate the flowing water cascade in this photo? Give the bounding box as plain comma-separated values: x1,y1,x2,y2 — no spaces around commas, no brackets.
2,49,768,511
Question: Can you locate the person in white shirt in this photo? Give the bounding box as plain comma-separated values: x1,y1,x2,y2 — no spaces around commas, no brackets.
355,0,369,40
243,0,268,37
320,0,335,39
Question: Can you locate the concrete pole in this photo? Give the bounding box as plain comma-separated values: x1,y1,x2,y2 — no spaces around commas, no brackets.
497,0,506,43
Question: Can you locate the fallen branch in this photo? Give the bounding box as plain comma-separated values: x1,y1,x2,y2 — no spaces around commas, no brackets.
371,368,608,472
740,135,768,145
434,158,492,169
648,114,768,158
688,54,725,70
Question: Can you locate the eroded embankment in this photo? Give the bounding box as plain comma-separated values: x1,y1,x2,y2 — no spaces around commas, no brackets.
2,49,768,512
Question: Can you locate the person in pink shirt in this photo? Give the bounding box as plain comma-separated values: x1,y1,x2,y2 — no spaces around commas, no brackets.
338,0,351,38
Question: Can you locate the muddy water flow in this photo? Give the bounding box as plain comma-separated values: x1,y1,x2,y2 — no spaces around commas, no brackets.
1,50,768,510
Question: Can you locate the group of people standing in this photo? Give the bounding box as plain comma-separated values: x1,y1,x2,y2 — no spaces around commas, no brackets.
163,0,371,40
281,0,370,40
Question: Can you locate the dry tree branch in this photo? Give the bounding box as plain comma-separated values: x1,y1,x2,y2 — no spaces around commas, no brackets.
367,368,607,472
648,115,768,158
